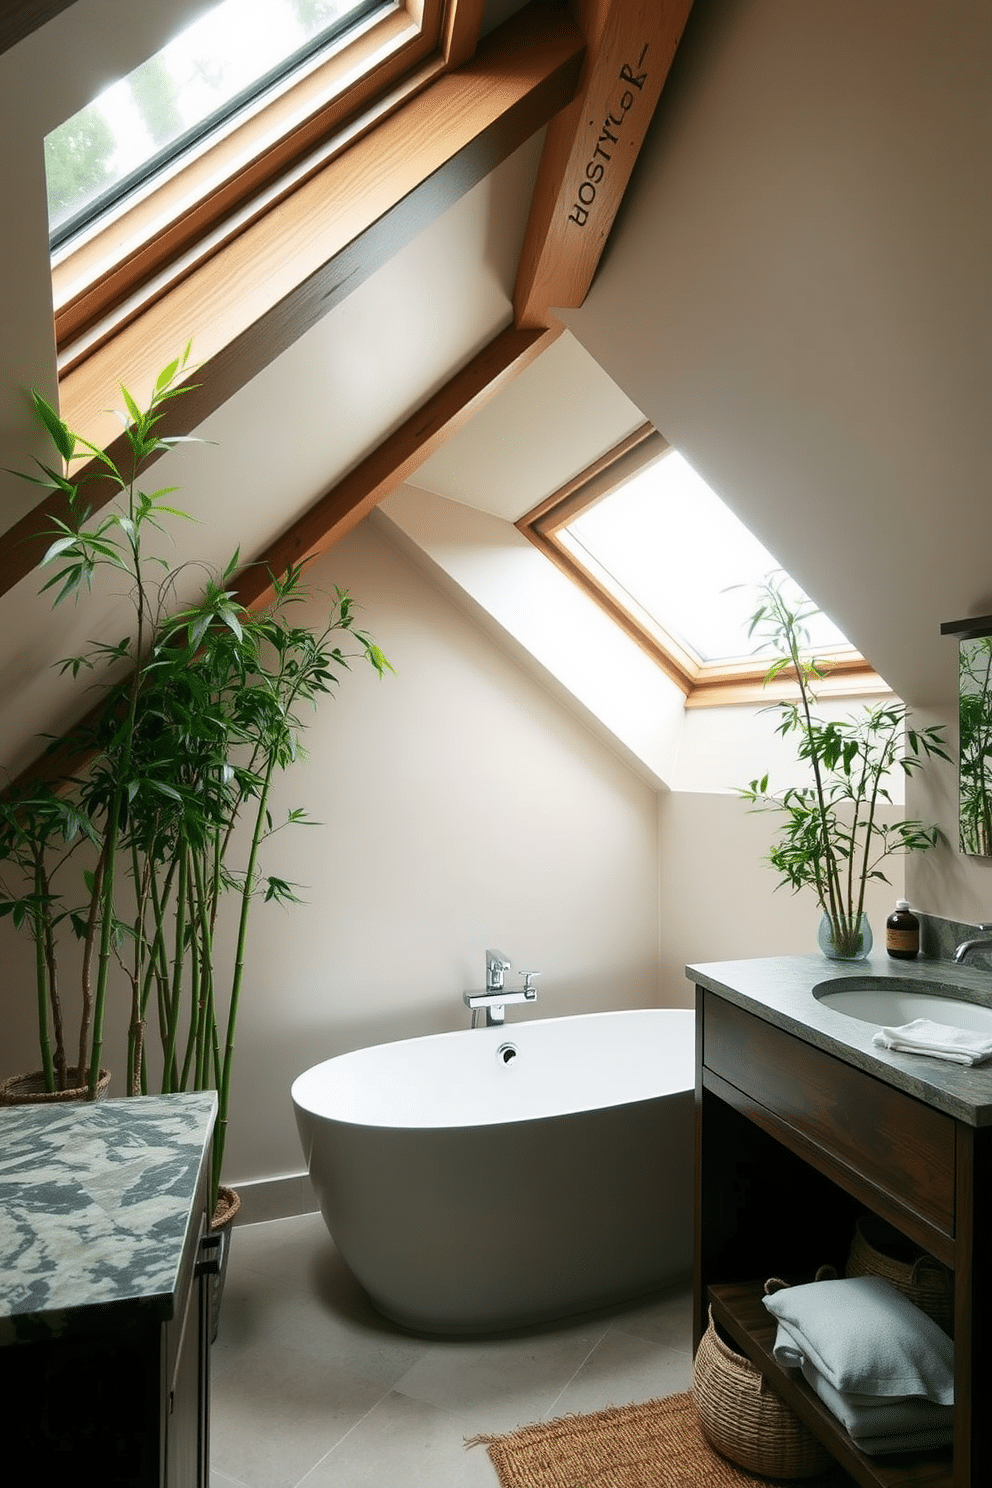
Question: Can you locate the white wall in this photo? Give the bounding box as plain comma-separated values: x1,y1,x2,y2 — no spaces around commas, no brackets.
378,485,689,789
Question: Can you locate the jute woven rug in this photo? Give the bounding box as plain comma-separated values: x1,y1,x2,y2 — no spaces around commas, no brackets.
468,1391,844,1488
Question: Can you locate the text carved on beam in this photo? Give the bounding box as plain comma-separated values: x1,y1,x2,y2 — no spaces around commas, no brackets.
513,0,695,330
569,44,650,229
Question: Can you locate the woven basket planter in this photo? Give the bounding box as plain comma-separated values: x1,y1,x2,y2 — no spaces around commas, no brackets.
692,1308,832,1480
845,1213,954,1336
0,1066,111,1105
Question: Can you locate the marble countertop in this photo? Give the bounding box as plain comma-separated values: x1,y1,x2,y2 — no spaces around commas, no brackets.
685,953,992,1127
0,1091,217,1344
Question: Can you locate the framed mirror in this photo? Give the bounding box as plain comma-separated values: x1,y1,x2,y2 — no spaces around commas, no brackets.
942,614,992,855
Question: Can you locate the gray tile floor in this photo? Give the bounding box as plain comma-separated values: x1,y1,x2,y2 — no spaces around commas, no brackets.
209,1211,694,1488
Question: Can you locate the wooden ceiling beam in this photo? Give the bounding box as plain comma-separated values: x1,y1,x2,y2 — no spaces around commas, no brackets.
234,321,561,612
4,320,560,797
513,0,695,329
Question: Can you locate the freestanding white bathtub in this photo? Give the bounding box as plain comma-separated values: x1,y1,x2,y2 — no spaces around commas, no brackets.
291,1007,695,1334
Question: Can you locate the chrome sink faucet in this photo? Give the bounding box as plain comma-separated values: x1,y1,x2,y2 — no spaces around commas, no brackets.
953,924,992,963
464,951,539,1026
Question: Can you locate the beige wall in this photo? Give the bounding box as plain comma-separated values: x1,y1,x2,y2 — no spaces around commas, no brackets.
660,790,905,1010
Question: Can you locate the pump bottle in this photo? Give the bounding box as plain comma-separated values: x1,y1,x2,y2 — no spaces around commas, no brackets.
885,899,919,960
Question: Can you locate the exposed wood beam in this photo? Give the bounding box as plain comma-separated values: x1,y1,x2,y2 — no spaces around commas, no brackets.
5,321,560,796
0,2,584,606
234,322,560,611
0,0,77,55
513,0,695,329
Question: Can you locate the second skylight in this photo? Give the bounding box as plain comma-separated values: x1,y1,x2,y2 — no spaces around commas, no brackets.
558,447,853,667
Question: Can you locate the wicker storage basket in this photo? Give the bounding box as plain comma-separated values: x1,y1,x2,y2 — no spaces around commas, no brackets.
692,1307,832,1480
845,1213,954,1336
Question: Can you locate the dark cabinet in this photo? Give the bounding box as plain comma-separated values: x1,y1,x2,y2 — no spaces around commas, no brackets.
695,988,992,1488
0,1093,217,1488
163,1165,216,1488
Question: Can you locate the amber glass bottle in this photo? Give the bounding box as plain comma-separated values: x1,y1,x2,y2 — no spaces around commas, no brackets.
885,899,919,960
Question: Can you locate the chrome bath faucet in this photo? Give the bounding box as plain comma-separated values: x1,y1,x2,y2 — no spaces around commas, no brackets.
464,952,540,1026
486,949,511,990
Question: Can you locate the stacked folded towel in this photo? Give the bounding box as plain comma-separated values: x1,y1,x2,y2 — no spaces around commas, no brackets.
871,1017,992,1065
763,1276,954,1456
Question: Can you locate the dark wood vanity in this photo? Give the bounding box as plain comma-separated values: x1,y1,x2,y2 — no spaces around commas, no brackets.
690,957,992,1488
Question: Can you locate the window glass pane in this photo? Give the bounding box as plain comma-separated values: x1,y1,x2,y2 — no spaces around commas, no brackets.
46,0,387,244
563,450,853,664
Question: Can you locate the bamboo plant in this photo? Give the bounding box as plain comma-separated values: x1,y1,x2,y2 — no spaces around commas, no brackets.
118,564,385,1207
1,352,202,1099
1,350,389,1212
739,577,948,957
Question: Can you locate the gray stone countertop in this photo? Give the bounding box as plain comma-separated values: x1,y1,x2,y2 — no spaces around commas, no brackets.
0,1091,217,1344
685,953,992,1127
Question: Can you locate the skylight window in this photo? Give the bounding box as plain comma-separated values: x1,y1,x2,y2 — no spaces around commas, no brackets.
48,0,442,360
560,448,852,665
518,426,877,705
46,0,387,247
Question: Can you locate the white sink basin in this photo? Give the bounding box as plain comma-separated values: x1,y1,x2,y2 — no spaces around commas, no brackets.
813,976,992,1032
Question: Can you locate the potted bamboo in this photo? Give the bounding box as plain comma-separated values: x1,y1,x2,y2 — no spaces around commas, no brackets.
0,350,389,1242
740,577,948,958
0,791,111,1103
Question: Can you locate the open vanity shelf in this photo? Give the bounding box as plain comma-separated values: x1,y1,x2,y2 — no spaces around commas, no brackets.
690,962,992,1488
707,1281,951,1488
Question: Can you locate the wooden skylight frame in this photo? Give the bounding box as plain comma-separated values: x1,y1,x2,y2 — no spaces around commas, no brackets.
51,0,477,367
517,425,885,708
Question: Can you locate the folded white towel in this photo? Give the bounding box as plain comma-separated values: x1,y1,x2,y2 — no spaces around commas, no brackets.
791,1350,955,1444
842,1425,956,1457
872,1016,992,1065
763,1276,954,1404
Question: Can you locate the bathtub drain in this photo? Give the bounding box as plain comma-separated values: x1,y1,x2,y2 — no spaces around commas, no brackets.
496,1042,518,1066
